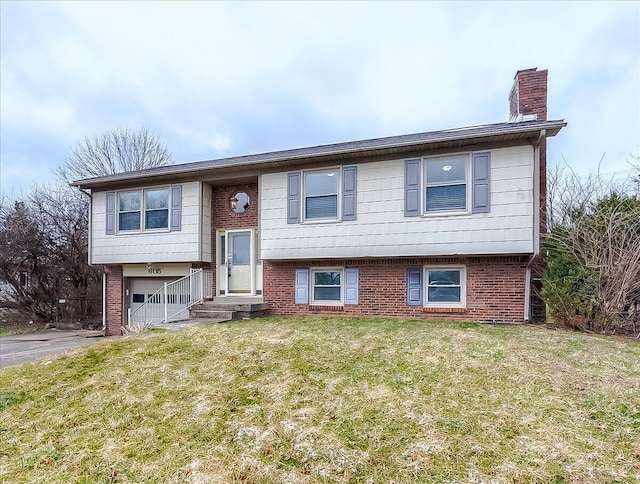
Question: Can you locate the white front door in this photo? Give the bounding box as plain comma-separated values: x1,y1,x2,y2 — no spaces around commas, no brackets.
223,230,253,295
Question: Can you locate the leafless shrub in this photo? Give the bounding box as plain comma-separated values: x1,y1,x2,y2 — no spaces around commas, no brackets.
544,155,640,335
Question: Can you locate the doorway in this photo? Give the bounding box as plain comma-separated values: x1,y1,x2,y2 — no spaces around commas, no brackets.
218,229,254,295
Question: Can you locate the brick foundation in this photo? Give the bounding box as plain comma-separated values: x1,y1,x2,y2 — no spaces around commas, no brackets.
263,256,528,322
104,265,123,336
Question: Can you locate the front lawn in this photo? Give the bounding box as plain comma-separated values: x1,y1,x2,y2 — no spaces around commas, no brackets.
1,317,639,482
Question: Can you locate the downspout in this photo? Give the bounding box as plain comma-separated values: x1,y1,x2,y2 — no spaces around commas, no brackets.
524,129,546,322
102,272,107,331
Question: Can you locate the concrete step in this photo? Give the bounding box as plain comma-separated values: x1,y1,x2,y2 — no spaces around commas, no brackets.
195,301,268,312
190,309,236,320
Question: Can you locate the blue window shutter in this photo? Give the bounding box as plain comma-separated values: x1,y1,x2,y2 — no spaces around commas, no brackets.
344,268,359,305
407,268,423,306
342,166,357,221
472,152,491,213
170,184,182,231
105,191,115,235
288,172,301,224
405,159,421,216
295,269,309,304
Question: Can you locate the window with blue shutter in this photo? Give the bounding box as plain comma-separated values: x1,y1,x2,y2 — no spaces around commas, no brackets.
344,268,359,305
342,166,357,221
295,269,309,304
108,185,182,233
405,152,491,216
472,152,491,213
407,268,423,306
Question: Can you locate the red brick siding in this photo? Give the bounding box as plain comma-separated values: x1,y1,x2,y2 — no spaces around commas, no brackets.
263,257,528,322
209,183,259,293
104,265,123,336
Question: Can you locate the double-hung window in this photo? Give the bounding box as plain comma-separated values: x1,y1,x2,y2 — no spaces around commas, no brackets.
304,170,339,220
117,187,170,232
312,269,343,304
408,266,466,307
424,156,468,212
144,188,169,229
425,266,466,307
118,191,142,231
405,152,490,217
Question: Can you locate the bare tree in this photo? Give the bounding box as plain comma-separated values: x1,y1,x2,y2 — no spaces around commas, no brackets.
56,126,173,183
0,185,102,323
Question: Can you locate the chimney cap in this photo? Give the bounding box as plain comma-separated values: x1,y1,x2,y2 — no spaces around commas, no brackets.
514,67,540,79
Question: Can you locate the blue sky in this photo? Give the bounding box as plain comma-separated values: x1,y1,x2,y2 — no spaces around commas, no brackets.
1,1,638,196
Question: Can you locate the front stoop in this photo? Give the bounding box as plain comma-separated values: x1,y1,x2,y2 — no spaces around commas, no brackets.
190,300,268,321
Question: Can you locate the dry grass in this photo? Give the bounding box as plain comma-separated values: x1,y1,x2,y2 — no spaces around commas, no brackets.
1,317,639,483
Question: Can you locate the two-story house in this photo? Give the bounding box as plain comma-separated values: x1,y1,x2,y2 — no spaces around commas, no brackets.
73,68,565,336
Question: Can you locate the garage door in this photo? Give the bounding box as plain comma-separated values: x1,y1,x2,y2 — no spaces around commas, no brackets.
130,278,189,323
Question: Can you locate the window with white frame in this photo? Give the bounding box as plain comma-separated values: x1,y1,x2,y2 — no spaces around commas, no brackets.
144,188,169,229
311,268,343,304
118,187,169,232
118,191,141,231
425,266,466,307
424,155,468,212
304,169,339,220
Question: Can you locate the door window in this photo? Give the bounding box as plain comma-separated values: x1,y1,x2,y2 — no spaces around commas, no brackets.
230,232,250,265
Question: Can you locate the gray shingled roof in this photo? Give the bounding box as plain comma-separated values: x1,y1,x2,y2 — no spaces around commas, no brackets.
73,119,566,189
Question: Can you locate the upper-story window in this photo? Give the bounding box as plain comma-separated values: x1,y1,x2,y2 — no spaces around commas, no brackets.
304,170,339,220
405,152,490,217
118,191,141,231
144,188,169,229
106,184,181,235
288,166,357,224
425,156,467,212
118,187,169,232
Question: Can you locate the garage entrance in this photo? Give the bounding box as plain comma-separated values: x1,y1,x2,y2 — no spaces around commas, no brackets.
129,277,189,323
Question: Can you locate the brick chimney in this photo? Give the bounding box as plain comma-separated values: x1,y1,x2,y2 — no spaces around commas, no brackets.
509,68,548,122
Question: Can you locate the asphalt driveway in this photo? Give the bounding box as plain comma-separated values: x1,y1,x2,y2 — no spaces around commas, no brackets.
0,330,105,369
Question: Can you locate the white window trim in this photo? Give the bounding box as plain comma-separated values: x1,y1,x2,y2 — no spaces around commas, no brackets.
424,265,467,308
302,167,342,223
422,153,472,217
310,267,344,306
116,186,171,234
117,190,142,232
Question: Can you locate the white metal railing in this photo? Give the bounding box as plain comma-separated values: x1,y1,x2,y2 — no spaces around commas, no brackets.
127,269,214,331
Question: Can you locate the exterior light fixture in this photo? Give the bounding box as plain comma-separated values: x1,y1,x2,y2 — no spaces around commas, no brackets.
230,195,238,210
